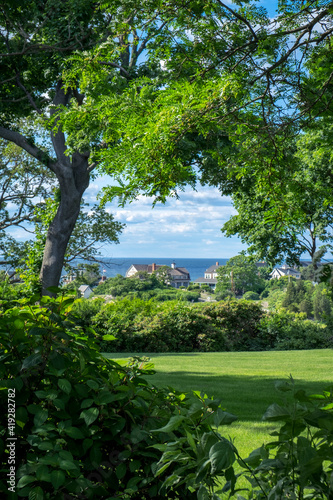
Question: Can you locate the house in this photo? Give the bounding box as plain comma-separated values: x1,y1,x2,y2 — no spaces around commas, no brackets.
78,285,93,298
194,260,268,290
193,262,222,290
125,262,191,288
270,264,301,280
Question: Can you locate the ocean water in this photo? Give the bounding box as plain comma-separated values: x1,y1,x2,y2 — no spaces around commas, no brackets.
98,258,229,282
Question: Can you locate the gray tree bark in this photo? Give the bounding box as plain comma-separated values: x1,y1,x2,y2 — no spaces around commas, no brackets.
0,81,93,295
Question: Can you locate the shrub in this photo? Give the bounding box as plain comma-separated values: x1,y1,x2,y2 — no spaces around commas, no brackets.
242,291,260,301
198,300,266,351
238,379,333,498
215,290,235,301
69,297,105,327
96,301,227,353
0,292,239,499
259,311,333,350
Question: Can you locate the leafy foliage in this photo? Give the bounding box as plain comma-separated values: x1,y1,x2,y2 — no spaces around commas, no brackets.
0,292,239,499
1,292,333,498
238,377,333,499
216,255,266,296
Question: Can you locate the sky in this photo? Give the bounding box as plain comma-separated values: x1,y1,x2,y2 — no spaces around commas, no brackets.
83,179,247,258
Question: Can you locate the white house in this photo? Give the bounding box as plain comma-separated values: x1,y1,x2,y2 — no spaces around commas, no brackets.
78,285,93,298
125,262,191,288
193,262,222,289
270,264,301,280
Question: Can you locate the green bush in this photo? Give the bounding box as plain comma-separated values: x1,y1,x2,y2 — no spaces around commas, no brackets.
96,301,227,353
69,297,105,326
242,291,260,301
259,311,333,350
238,379,333,498
215,290,235,301
92,299,267,353
0,292,239,499
198,300,266,351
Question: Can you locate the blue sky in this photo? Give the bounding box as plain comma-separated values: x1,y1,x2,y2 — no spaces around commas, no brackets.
83,180,248,258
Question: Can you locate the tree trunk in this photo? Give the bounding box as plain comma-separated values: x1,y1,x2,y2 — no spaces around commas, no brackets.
39,152,90,295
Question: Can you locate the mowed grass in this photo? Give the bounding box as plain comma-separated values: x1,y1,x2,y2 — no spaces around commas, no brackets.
105,350,333,459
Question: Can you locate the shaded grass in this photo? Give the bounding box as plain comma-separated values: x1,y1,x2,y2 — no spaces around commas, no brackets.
107,349,333,422
105,349,333,478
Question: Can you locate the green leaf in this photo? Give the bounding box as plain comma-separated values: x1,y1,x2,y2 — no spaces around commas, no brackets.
64,427,85,439
198,485,210,500
243,446,267,468
80,407,99,426
116,463,127,480
209,439,236,473
46,286,62,294
102,334,116,340
262,403,291,421
53,398,66,410
17,475,36,488
28,486,44,500
58,378,72,394
22,354,43,370
87,380,99,390
83,438,93,453
81,398,94,408
38,441,53,451
50,470,65,489
126,476,141,491
152,415,185,433
34,409,48,427
36,466,51,482
58,459,79,471
96,392,117,405
213,409,238,427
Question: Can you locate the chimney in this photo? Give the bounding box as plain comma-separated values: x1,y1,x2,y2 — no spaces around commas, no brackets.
216,262,219,266
152,263,156,272
171,262,176,269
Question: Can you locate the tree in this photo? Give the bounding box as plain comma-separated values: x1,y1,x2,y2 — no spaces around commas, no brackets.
313,283,332,320
68,0,333,206
216,254,266,296
2,0,333,295
221,165,333,267
0,139,54,272
17,194,123,291
0,0,171,294
0,139,53,233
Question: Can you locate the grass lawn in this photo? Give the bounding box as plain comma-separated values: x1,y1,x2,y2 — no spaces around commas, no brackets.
105,349,333,459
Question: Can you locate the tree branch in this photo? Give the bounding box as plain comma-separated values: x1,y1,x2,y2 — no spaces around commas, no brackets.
50,80,72,166
215,0,258,41
0,126,54,171
15,74,42,114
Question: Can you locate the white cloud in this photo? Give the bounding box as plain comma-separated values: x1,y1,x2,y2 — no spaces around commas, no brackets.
92,182,245,257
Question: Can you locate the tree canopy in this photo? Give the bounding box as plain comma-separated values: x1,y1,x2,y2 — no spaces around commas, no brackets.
2,0,333,292
216,254,266,296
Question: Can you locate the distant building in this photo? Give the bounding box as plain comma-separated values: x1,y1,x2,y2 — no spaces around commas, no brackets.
125,262,190,288
78,285,93,298
270,264,301,280
193,262,222,290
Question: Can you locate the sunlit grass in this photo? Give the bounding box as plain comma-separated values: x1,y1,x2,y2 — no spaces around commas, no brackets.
105,349,333,492
107,349,333,421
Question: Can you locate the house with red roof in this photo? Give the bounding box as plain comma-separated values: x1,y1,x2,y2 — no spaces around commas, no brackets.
125,262,190,288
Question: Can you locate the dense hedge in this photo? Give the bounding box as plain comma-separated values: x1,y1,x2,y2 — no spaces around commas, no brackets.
1,294,333,498
72,298,333,353
0,293,239,499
